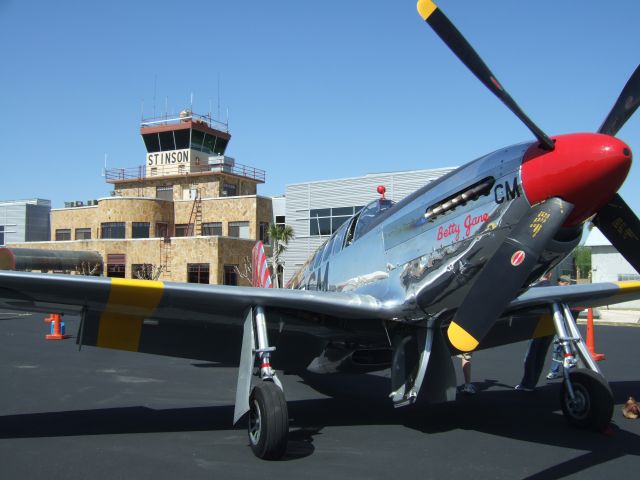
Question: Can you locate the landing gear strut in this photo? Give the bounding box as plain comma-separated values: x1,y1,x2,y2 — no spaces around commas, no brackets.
551,303,613,431
234,306,289,460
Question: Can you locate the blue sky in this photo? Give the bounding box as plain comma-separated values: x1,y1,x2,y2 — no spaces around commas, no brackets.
1,0,639,212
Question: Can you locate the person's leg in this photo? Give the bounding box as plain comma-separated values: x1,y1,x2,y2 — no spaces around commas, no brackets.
518,336,553,389
460,354,476,394
546,336,562,378
462,356,471,383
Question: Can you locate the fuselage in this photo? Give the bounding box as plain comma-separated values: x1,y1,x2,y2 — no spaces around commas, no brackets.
288,133,631,325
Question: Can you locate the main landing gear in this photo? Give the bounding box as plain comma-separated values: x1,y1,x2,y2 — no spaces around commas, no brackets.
560,369,613,431
551,303,613,431
234,306,288,460
248,381,288,459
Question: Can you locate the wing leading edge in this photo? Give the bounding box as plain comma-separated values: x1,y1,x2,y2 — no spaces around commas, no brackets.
506,281,640,314
0,271,388,353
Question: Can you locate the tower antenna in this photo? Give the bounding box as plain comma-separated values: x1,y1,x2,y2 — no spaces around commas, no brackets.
217,74,221,121
102,153,108,177
153,75,157,118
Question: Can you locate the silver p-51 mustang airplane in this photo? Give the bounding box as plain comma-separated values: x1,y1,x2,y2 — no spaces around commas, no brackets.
1,0,640,460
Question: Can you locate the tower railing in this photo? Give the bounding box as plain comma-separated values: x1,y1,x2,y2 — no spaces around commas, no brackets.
140,112,228,133
105,162,265,183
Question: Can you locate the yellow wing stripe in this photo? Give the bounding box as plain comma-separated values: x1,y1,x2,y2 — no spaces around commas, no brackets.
615,281,640,290
97,278,164,351
532,314,555,338
448,321,479,352
417,0,438,21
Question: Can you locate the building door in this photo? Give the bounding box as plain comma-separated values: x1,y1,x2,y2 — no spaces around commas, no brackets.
223,265,238,285
106,253,126,278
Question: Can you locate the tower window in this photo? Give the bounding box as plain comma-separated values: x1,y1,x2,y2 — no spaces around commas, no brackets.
222,183,237,197
228,221,250,239
101,222,126,239
132,222,150,239
75,228,91,240
188,263,210,284
55,229,71,241
202,222,222,236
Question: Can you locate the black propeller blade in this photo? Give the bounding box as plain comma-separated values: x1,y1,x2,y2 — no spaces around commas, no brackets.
417,0,555,150
593,65,640,273
448,198,573,352
598,65,640,136
592,194,640,273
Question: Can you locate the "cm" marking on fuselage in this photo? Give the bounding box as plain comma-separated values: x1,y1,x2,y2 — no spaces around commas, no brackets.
494,177,521,204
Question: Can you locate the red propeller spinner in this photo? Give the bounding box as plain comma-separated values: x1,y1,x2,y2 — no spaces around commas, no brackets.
521,133,632,226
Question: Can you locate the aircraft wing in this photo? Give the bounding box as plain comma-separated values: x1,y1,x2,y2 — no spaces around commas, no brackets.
506,281,640,314
0,271,387,361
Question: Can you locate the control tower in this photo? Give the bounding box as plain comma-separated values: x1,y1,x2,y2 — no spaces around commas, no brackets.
42,109,272,285
105,110,265,193
141,110,231,178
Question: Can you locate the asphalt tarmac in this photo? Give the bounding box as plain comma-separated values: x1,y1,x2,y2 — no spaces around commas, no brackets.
1,309,639,480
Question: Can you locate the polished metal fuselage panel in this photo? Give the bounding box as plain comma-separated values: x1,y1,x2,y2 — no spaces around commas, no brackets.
290,141,580,323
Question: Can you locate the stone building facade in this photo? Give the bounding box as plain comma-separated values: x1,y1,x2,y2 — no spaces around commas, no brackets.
7,112,272,286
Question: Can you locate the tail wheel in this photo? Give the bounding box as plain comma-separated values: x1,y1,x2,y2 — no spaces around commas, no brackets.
248,381,288,460
560,369,613,431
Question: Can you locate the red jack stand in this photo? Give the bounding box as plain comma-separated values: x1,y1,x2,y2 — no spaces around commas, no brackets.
45,313,70,340
586,308,605,361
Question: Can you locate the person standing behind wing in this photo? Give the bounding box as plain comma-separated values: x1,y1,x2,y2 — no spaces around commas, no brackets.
515,273,554,391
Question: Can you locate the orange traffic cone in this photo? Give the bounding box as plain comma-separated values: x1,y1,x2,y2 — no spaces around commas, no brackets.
586,308,605,361
45,313,70,340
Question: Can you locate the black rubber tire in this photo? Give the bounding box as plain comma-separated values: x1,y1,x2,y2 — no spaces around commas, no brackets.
248,381,289,460
560,369,613,432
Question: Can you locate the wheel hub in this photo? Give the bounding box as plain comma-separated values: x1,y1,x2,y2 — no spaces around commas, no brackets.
248,399,262,445
566,386,590,420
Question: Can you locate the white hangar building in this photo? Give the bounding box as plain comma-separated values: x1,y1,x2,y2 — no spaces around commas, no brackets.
586,227,640,309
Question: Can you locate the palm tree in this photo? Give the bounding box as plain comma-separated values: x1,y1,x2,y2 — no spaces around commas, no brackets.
266,223,294,288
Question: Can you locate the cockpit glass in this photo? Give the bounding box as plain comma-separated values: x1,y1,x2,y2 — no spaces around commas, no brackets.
352,198,395,241
322,235,337,262
331,221,349,256
312,244,325,270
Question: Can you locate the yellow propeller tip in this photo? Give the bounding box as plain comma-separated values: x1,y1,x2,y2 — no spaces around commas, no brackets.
448,321,479,352
417,0,438,21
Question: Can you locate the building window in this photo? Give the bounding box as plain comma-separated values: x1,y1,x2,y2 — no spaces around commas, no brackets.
228,221,250,239
156,185,173,201
224,265,238,285
132,222,150,239
222,182,237,197
106,254,126,278
259,222,270,244
55,229,71,241
175,224,193,237
132,263,153,279
618,273,640,281
101,222,126,239
202,222,222,236
75,228,91,240
187,263,209,284
309,206,363,236
155,222,168,238
0,225,4,245
275,216,285,227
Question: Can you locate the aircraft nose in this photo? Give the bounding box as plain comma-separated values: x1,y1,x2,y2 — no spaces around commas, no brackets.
521,133,632,225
